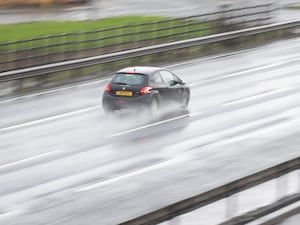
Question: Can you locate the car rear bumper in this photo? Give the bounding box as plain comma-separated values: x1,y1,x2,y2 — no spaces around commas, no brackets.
102,92,153,111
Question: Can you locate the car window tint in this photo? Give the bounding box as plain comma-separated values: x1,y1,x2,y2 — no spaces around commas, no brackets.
112,73,145,85
159,70,175,85
149,72,164,85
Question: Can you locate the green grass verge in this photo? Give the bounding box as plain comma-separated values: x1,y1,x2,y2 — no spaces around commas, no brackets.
286,6,300,10
0,16,168,42
0,16,216,53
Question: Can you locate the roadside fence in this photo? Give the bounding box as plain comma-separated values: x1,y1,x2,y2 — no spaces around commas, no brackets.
0,3,275,72
120,157,300,225
0,19,299,98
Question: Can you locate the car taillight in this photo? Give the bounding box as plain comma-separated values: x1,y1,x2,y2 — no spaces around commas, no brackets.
105,84,111,93
140,86,152,95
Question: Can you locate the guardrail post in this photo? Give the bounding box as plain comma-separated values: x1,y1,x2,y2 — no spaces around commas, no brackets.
218,1,233,33
29,39,34,68
225,194,238,219
13,49,17,72
169,217,180,225
1,20,299,89
45,36,51,65
276,175,288,200
298,170,300,193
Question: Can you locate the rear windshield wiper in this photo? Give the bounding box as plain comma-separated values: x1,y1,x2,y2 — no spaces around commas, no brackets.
113,82,128,85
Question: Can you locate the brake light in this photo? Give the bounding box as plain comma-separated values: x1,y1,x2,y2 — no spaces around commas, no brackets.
105,84,111,93
140,86,152,95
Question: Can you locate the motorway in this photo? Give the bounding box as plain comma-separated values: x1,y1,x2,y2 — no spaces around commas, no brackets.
0,37,300,224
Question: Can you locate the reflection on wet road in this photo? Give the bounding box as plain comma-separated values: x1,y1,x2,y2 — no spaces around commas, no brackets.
0,38,300,224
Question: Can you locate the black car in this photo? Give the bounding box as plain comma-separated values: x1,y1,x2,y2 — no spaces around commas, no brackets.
102,66,190,114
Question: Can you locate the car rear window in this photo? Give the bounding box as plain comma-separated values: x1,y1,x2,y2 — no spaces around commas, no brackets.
112,73,146,85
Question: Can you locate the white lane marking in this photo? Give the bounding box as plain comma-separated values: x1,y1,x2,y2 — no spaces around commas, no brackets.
77,108,300,193
0,106,101,132
166,38,300,68
188,57,300,87
107,87,300,138
223,89,282,105
221,57,300,79
106,114,189,138
0,89,291,174
0,78,111,104
0,151,58,170
0,152,159,208
165,49,252,68
213,117,300,148
0,209,23,221
0,68,290,133
1,67,297,134
164,115,294,157
2,38,300,104
200,57,300,85
76,157,182,192
1,56,299,133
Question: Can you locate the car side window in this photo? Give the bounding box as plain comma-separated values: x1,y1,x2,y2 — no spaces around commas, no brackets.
149,72,164,85
159,70,176,86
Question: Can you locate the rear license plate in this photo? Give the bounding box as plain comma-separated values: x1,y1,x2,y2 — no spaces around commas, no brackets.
115,91,133,96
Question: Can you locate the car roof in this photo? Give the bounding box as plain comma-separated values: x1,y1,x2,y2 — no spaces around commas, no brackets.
117,66,162,75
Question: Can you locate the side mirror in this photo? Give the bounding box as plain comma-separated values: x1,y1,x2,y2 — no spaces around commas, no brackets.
170,80,178,86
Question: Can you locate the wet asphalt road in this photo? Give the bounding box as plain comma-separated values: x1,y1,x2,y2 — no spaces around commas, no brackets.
0,37,299,224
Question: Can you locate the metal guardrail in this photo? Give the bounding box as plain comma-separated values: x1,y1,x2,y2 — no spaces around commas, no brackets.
0,4,274,72
119,157,300,225
0,19,299,83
